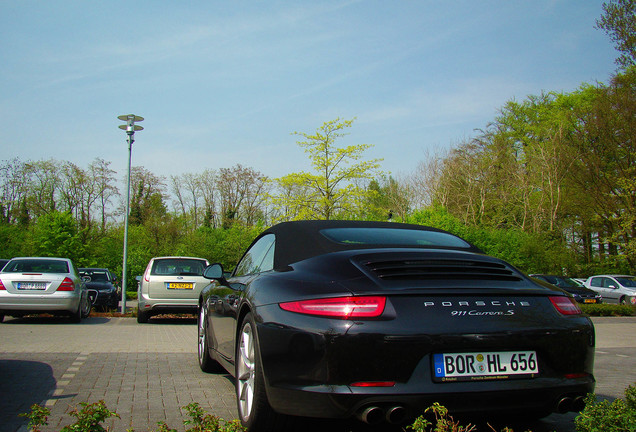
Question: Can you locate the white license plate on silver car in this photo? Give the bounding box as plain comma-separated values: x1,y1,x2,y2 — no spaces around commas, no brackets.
17,282,47,290
433,351,538,382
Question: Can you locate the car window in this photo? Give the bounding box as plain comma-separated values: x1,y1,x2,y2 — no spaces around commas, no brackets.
4,259,69,273
554,277,579,288
602,278,615,288
590,277,602,288
151,259,207,276
320,227,472,248
615,277,636,287
234,234,275,277
81,269,111,282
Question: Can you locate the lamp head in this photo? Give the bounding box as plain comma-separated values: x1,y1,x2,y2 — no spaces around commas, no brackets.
117,114,144,133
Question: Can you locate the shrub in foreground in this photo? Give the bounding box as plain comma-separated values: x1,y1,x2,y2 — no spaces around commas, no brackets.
575,384,636,432
408,403,476,432
18,385,636,432
20,401,245,432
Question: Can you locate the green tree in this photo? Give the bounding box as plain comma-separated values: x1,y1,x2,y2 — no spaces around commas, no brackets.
568,69,636,271
89,158,119,233
407,206,573,274
366,175,410,222
128,167,167,226
270,118,382,221
596,0,636,69
28,211,85,264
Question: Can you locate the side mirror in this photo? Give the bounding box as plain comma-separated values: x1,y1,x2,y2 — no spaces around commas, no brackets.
82,275,91,283
203,263,225,280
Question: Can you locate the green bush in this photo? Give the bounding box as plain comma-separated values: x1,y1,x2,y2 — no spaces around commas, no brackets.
19,401,119,432
575,385,636,432
580,303,635,316
20,401,245,432
20,386,636,432
408,403,477,432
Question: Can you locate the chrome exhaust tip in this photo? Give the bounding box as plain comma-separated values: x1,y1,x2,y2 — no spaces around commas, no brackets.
386,405,407,424
572,396,586,412
358,406,384,425
557,397,573,413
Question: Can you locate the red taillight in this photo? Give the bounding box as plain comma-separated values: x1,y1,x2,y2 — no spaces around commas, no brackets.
564,372,589,379
144,269,150,283
350,381,395,387
0,280,5,290
279,296,386,319
550,296,581,315
57,277,75,291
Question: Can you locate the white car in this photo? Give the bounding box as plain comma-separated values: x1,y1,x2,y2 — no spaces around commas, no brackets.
584,274,636,304
137,256,210,323
0,257,92,322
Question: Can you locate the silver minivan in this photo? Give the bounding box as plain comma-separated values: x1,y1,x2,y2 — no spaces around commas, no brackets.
585,274,636,304
137,256,210,323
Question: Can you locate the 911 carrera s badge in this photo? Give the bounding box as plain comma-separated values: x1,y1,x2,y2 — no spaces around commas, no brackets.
423,299,531,316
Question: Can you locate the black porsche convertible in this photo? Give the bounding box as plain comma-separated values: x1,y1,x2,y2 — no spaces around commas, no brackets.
197,220,595,431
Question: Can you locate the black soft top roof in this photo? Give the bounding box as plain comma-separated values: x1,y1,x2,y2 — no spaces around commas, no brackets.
257,220,482,268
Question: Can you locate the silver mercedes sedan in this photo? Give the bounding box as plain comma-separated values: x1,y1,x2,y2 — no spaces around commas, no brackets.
0,257,92,323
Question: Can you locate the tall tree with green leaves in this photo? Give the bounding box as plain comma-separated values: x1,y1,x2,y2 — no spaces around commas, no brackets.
271,118,382,221
568,69,636,270
28,210,85,264
89,158,119,233
366,175,411,222
596,0,636,70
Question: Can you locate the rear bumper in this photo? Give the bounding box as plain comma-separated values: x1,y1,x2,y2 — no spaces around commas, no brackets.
91,290,119,307
266,378,594,419
0,292,79,315
137,292,198,315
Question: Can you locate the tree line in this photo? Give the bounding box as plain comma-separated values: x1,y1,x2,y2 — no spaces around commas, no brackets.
0,0,633,289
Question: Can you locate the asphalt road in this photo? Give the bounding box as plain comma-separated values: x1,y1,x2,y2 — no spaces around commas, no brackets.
0,315,634,432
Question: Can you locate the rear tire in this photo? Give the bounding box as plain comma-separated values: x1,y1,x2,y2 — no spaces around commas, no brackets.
80,294,91,318
236,313,286,432
137,308,150,323
70,303,82,323
198,306,224,373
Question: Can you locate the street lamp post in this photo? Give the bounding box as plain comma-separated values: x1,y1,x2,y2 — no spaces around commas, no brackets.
118,114,144,314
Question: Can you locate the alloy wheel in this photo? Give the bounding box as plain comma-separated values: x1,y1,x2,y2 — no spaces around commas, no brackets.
237,321,255,422
198,307,206,362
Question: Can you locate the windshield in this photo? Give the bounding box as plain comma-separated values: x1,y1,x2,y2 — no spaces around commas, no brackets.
546,276,581,288
151,259,206,276
616,277,636,288
80,269,112,282
4,259,69,274
320,228,472,249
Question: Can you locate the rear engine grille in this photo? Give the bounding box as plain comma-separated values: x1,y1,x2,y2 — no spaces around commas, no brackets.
361,259,523,282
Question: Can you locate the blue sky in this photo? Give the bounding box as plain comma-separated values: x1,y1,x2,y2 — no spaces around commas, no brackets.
0,1,618,184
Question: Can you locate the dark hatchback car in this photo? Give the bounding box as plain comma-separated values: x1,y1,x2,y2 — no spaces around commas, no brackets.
79,268,120,311
530,275,602,304
197,221,595,432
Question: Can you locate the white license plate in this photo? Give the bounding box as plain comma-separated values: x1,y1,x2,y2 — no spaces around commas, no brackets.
17,282,47,290
433,351,538,382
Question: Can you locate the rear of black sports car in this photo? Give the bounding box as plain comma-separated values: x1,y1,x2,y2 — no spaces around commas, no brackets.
252,249,595,424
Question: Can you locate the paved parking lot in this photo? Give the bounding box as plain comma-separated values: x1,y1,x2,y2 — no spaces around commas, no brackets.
0,316,635,432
